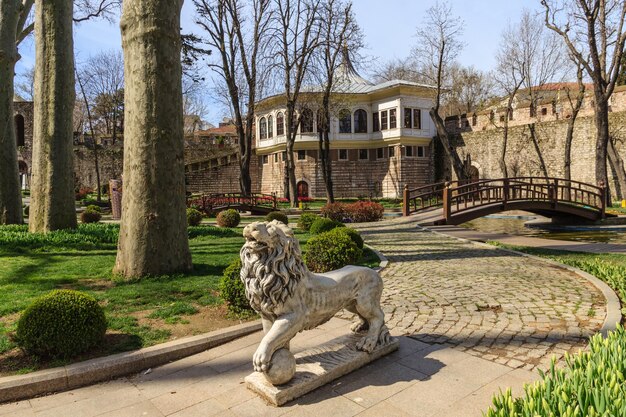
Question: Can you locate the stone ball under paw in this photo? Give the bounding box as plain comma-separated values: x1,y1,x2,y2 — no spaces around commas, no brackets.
263,348,296,385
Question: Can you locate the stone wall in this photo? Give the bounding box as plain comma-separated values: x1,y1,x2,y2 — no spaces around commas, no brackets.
443,110,626,198
74,146,124,192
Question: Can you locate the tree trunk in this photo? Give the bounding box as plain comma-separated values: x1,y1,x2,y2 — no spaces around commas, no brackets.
29,0,77,232
285,105,298,207
528,124,549,178
0,0,23,225
429,108,466,181
593,92,610,187
500,118,509,178
115,0,192,278
318,129,334,203
607,139,626,200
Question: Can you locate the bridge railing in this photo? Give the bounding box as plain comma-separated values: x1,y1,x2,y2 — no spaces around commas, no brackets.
188,193,278,214
403,177,607,220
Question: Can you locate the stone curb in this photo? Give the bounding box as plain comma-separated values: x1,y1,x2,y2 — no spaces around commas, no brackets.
422,225,622,337
365,244,389,272
0,320,262,404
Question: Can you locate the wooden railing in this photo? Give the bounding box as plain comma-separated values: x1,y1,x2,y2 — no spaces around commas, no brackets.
404,177,607,221
188,193,278,214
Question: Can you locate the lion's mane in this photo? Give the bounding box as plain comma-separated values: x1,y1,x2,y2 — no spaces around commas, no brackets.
240,223,309,316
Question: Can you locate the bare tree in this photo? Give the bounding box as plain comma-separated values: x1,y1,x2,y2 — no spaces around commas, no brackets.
115,0,192,278
446,65,494,117
564,58,586,187
314,0,361,202
271,0,321,206
182,76,210,135
76,69,102,202
15,65,34,101
411,1,467,181
194,0,272,196
542,0,626,190
372,58,420,83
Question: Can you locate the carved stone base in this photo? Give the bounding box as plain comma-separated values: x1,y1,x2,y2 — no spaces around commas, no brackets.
245,334,399,406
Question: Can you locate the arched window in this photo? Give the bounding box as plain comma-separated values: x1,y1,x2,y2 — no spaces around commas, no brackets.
267,115,274,138
354,109,367,133
338,109,351,134
259,117,267,140
276,112,285,136
14,114,25,147
300,108,314,133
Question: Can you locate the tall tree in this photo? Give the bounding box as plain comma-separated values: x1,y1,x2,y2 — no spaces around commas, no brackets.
412,1,467,181
29,0,77,232
564,58,586,187
115,0,192,278
543,0,626,189
194,0,271,196
272,0,321,206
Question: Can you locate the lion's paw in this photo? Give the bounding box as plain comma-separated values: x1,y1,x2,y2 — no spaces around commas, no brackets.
350,320,369,334
356,336,377,353
253,345,272,372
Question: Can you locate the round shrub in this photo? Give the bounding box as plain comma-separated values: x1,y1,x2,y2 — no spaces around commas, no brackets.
320,202,348,222
297,212,319,231
15,290,106,358
187,208,203,226
85,205,102,213
304,230,362,273
331,227,364,249
80,210,102,224
309,217,345,235
217,209,241,228
219,258,254,315
266,211,289,225
345,201,385,223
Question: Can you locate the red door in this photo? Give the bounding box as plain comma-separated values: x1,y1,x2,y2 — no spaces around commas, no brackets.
297,181,309,198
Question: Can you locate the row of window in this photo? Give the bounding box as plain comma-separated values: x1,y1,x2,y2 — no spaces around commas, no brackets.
261,146,427,164
259,107,424,139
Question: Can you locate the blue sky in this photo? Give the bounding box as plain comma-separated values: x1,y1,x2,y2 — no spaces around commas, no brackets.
16,0,541,123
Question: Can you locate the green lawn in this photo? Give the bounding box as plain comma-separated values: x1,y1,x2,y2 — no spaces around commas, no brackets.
488,242,626,318
0,223,380,375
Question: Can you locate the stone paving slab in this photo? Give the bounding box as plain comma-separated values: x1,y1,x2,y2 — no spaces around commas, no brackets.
0,318,541,417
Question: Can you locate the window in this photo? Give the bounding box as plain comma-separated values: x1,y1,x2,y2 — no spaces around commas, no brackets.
14,115,25,147
338,149,348,160
376,148,384,159
417,146,425,157
262,155,268,164
359,149,368,160
297,150,306,160
373,112,380,132
282,151,287,161
259,117,267,140
541,107,548,116
300,108,314,133
276,112,285,136
413,109,421,129
274,153,279,163
390,108,397,129
405,146,413,157
267,115,274,137
381,110,388,130
354,109,367,133
339,109,352,133
388,146,395,157
404,108,412,128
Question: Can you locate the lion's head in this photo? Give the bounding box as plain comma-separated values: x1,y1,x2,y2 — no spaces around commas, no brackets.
240,221,308,315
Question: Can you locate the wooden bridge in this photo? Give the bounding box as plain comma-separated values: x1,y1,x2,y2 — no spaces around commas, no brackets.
188,193,278,215
403,177,609,225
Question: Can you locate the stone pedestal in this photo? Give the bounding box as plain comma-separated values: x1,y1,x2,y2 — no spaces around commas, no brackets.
245,334,399,406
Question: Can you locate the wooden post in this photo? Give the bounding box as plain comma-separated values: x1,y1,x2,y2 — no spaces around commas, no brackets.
443,182,452,223
402,185,410,216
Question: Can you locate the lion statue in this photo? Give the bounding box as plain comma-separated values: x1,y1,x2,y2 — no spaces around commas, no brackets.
240,220,391,382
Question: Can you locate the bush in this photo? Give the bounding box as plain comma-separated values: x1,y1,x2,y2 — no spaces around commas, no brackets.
297,213,319,231
309,217,345,235
345,201,385,223
75,187,92,201
304,230,362,273
485,324,626,417
219,258,254,315
80,210,102,224
321,202,348,222
332,227,364,249
85,205,102,213
216,209,241,228
15,290,107,358
186,208,203,226
266,211,289,225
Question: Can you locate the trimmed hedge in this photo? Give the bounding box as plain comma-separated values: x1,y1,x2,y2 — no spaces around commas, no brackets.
485,324,626,417
320,202,347,222
321,201,385,223
219,258,254,315
187,208,203,226
217,209,241,228
15,290,107,358
266,211,289,225
304,230,362,273
297,213,319,231
80,207,102,224
310,217,345,235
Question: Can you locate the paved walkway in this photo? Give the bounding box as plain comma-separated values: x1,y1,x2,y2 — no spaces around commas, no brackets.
0,217,614,416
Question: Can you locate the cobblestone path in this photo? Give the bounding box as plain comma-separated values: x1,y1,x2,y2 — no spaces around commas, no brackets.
348,218,607,371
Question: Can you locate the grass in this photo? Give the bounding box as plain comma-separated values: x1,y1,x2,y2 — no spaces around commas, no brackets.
0,222,381,375
607,202,626,215
488,242,626,317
